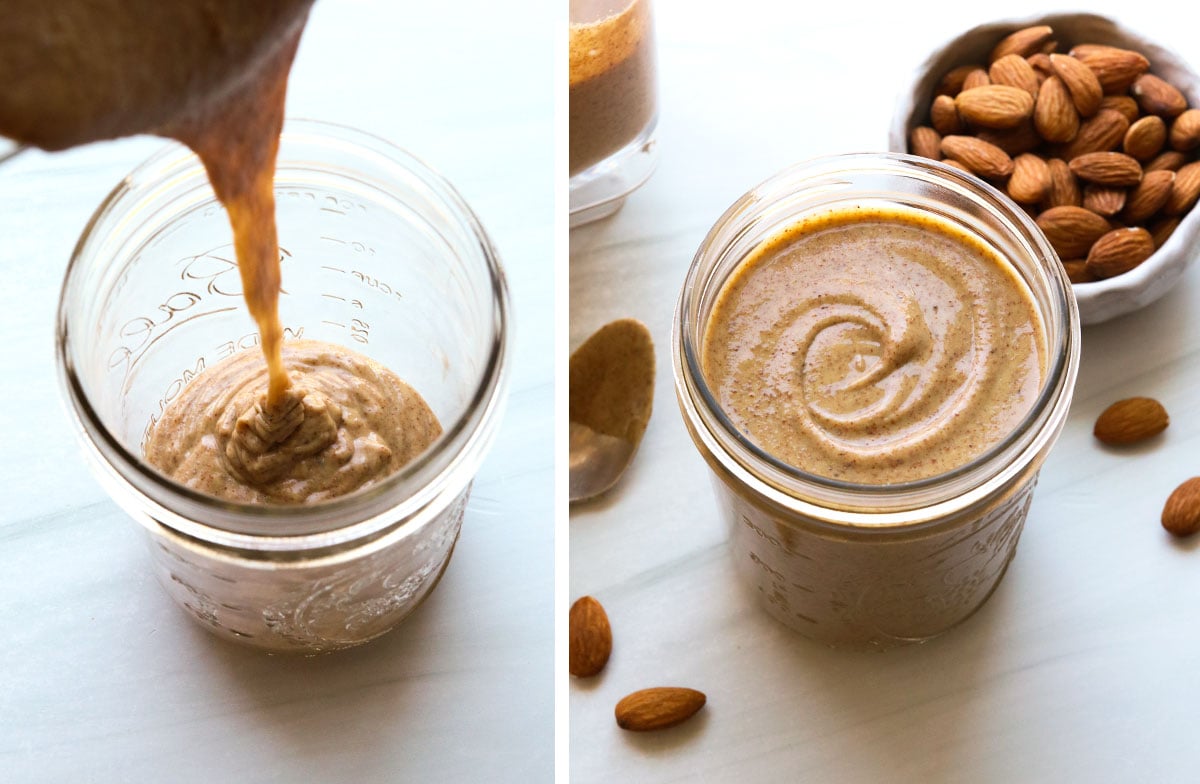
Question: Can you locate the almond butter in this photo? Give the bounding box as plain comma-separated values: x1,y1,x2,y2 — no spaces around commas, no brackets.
1060,109,1129,160
1098,95,1140,123
1045,158,1081,207
910,126,942,160
1062,259,1095,283
1069,151,1143,187
569,596,613,678
1162,477,1200,538
962,68,991,91
1082,184,1126,217
930,94,963,135
1036,205,1111,258
1131,74,1188,118
989,54,1040,98
1121,170,1175,223
941,135,1014,178
936,64,982,97
1034,76,1079,143
990,25,1055,63
1164,161,1200,216
1169,109,1200,151
1123,115,1167,161
1008,153,1049,204
955,85,1035,129
1149,216,1181,248
1094,397,1169,445
1049,54,1102,117
615,687,707,732
1085,226,1155,278
1145,150,1189,173
1070,44,1150,94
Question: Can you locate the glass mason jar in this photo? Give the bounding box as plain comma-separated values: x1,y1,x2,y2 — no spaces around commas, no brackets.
673,153,1080,650
57,120,511,654
568,0,659,227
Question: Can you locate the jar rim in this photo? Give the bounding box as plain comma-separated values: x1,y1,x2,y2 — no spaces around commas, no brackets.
56,119,511,549
673,152,1080,525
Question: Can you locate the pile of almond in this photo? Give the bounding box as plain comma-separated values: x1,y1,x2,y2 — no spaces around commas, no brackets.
909,25,1200,283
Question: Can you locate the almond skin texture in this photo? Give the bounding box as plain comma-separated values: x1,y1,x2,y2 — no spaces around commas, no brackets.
569,596,613,678
1069,152,1142,187
1094,397,1169,445
955,85,1035,129
1162,478,1200,538
1098,95,1140,123
962,68,991,91
1086,227,1155,278
936,64,981,97
1149,216,1181,248
1035,76,1080,143
1036,205,1111,258
1131,74,1188,118
1121,170,1175,224
976,121,1041,156
991,26,1054,63
1145,150,1189,173
1008,153,1050,204
1123,115,1167,161
1170,109,1200,151
910,126,942,160
1082,184,1125,217
1070,45,1150,94
1045,158,1082,207
941,135,1014,178
615,688,707,732
1061,109,1129,160
990,54,1040,98
1062,259,1096,283
1050,53,1102,117
1164,161,1200,216
930,95,963,135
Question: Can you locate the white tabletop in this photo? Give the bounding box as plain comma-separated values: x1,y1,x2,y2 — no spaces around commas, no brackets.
0,2,552,781
570,1,1200,781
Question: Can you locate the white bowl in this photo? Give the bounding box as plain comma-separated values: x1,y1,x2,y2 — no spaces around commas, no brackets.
889,12,1200,325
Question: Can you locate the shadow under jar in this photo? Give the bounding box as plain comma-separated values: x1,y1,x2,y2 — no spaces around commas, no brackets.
673,153,1079,650
57,120,510,654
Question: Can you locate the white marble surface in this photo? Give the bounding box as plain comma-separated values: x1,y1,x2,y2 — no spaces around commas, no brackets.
0,2,552,782
570,1,1200,781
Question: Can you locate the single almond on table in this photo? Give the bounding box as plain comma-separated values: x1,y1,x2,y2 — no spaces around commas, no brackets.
1045,158,1081,207
1094,397,1169,445
1069,151,1142,187
1164,161,1200,216
910,126,942,160
1008,153,1050,204
615,687,707,732
941,135,1014,178
1145,150,1189,173
1098,94,1140,123
931,94,963,135
1162,477,1200,538
955,85,1035,129
1131,74,1188,118
1069,44,1150,94
990,54,1040,98
1121,170,1175,224
1082,184,1126,217
1060,109,1129,159
1036,205,1110,258
1086,226,1155,278
1034,76,1080,143
1049,53,1102,117
1170,109,1200,151
569,595,613,678
1123,115,1167,161
990,25,1054,63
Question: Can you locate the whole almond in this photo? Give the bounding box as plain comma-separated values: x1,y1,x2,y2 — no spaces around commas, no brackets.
1034,76,1079,143
1061,109,1129,159
956,85,1035,129
1045,158,1081,207
991,25,1055,63
1098,95,1140,123
615,687,707,732
1070,44,1150,94
1086,226,1155,278
1131,74,1188,118
990,54,1040,98
1036,205,1111,258
940,158,972,173
1062,259,1096,283
1149,216,1181,248
1082,184,1126,217
1049,54,1102,117
910,126,942,160
937,64,982,97
1069,151,1143,187
1121,170,1175,223
1027,52,1054,79
930,95,963,135
1008,153,1050,204
1094,397,1169,445
569,596,613,678
976,121,1042,156
1162,478,1200,538
1123,115,1167,161
941,135,1014,178
1164,161,1200,216
1169,109,1200,151
1145,150,1189,173
962,68,991,91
